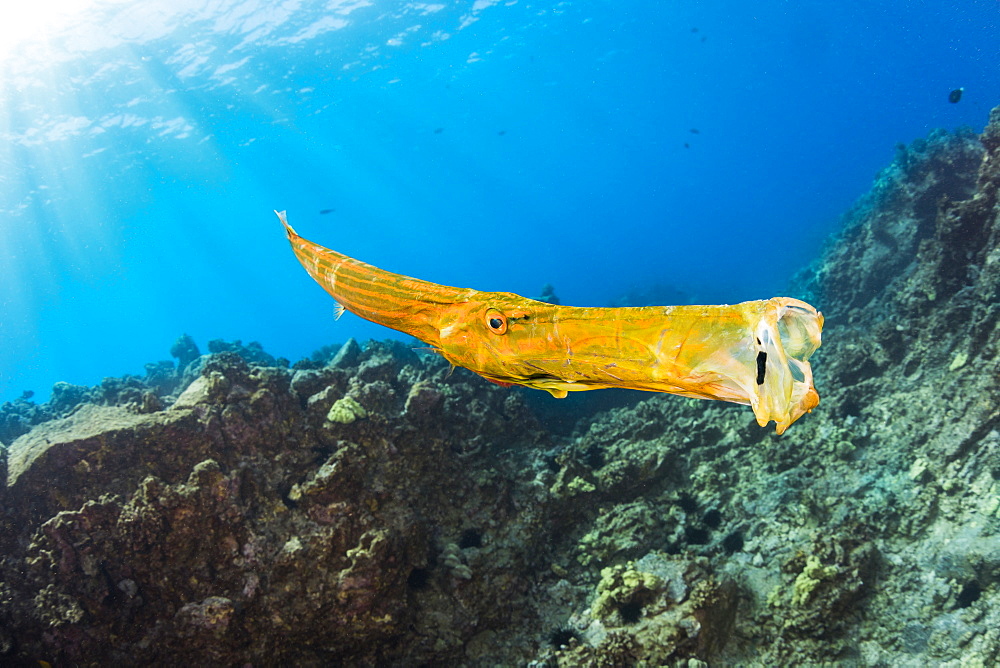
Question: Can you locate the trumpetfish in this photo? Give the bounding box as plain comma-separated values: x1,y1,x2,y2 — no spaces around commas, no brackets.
277,211,823,434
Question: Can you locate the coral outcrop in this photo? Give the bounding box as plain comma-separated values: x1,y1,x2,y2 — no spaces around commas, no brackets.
0,106,998,665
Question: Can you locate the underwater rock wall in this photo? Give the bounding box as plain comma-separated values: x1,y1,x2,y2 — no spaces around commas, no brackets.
0,106,998,665
0,343,564,664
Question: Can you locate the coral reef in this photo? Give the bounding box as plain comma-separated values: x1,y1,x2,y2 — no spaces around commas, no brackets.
1,344,553,665
0,105,998,665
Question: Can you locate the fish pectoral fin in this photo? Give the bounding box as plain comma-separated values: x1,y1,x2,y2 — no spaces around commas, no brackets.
333,302,346,320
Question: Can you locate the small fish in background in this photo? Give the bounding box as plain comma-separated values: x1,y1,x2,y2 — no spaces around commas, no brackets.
948,88,964,103
433,127,444,134
498,130,506,136
538,283,560,305
684,142,690,149
319,209,335,215
689,128,700,134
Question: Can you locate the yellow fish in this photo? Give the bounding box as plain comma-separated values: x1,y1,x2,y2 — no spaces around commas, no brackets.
277,211,822,434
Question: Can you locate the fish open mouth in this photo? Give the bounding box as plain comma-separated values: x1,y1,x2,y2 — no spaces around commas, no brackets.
749,299,823,435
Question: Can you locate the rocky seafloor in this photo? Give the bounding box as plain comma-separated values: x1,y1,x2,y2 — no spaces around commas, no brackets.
1,106,998,667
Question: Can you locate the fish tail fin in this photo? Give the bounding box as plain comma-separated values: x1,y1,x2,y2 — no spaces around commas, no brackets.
274,210,297,238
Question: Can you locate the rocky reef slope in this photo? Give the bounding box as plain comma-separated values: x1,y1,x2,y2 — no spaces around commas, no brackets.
0,106,998,666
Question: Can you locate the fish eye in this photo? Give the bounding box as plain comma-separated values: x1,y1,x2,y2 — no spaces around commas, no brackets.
485,309,508,334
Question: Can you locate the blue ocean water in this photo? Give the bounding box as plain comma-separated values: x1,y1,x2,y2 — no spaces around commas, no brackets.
1,0,997,404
